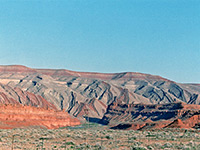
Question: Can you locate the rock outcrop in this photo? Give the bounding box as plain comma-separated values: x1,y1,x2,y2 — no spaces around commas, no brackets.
100,101,200,130
0,104,80,129
0,65,200,129
0,83,57,110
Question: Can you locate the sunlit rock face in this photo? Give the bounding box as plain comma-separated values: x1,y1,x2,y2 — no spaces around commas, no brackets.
0,104,80,129
0,65,199,129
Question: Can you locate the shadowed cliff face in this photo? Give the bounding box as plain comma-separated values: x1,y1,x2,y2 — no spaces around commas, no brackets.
101,101,200,130
0,65,200,129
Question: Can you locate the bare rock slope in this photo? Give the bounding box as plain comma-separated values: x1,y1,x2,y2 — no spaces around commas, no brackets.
101,100,200,130
0,65,200,129
0,104,80,129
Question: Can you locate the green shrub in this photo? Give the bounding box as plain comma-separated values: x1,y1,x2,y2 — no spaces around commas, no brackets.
65,141,75,145
132,146,147,150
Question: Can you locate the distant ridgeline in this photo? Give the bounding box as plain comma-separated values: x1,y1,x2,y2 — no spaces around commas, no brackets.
0,65,199,129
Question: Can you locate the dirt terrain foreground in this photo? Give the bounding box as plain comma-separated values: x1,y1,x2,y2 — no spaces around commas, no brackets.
0,126,199,149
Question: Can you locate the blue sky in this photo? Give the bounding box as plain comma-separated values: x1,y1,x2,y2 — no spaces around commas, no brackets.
0,0,199,83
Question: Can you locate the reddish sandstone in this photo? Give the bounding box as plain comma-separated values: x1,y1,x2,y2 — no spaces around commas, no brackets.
0,104,80,129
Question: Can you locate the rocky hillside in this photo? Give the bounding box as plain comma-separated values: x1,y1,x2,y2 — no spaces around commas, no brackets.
0,65,200,129
101,101,200,130
0,104,80,129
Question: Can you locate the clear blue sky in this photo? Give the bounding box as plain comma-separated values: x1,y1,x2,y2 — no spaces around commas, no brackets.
0,0,199,83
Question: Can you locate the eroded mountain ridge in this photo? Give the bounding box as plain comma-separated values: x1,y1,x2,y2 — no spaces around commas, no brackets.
0,65,199,129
